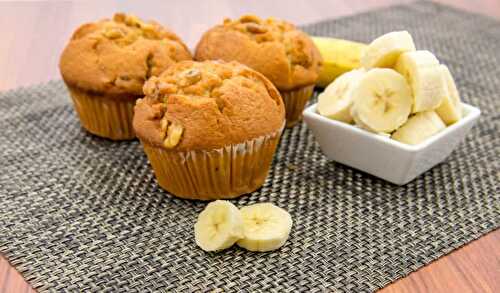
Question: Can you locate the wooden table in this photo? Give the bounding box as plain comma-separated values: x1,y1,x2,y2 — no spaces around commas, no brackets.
0,1,499,292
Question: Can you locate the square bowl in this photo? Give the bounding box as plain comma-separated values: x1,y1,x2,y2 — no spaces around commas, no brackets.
303,103,480,185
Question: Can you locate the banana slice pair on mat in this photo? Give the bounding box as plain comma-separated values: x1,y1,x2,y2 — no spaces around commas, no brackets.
316,31,463,145
194,200,293,252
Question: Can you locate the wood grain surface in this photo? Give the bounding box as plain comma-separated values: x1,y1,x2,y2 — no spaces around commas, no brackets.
1,1,499,292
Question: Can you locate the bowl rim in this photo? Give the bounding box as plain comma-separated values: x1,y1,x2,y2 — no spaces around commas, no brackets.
303,102,481,153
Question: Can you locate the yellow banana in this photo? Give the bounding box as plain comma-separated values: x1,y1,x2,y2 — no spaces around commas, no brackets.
312,37,367,88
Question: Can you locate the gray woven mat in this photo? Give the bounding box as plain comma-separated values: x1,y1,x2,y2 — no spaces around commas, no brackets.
1,1,499,292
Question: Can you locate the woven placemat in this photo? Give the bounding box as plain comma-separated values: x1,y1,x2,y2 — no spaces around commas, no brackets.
1,1,499,292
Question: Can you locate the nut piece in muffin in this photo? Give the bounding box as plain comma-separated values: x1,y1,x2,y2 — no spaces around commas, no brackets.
195,14,322,127
60,13,192,140
133,60,285,200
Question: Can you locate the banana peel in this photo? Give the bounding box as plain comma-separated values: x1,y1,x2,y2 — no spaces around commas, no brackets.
312,37,367,88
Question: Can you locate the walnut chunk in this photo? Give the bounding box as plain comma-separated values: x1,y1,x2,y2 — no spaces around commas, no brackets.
143,76,160,96
151,103,166,119
112,30,140,46
163,122,184,149
255,33,274,43
113,13,126,23
179,69,202,87
103,27,125,39
159,115,169,139
185,69,202,82
141,23,160,39
246,23,267,34
115,75,136,88
158,82,177,95
140,23,155,30
124,14,142,27
239,15,261,24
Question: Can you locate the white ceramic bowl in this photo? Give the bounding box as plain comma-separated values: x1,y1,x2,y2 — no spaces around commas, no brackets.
303,103,480,185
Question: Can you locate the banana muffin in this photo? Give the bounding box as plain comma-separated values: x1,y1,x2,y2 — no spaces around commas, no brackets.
194,15,322,127
60,13,192,140
133,60,285,200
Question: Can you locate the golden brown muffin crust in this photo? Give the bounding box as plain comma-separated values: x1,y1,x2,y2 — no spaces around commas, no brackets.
59,13,192,97
133,60,285,151
194,15,322,91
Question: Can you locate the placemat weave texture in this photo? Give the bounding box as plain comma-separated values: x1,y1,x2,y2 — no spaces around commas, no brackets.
1,1,499,292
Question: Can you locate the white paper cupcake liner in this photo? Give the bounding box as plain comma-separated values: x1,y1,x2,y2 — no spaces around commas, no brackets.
141,125,284,200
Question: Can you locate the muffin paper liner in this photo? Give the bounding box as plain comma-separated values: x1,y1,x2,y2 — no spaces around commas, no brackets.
68,87,136,140
141,126,284,200
280,85,315,127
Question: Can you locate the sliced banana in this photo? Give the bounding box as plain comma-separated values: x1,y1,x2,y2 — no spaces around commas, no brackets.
317,69,366,123
392,111,446,145
396,50,439,67
351,107,378,132
435,65,463,125
237,203,293,252
351,68,412,133
352,110,392,137
361,31,416,69
395,50,446,113
194,200,244,252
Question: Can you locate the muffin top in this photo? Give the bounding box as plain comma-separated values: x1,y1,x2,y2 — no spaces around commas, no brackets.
194,15,322,91
60,13,192,97
133,60,285,151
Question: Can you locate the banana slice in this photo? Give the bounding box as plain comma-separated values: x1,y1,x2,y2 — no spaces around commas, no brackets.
350,68,412,133
352,110,392,136
317,69,366,123
395,50,446,113
194,200,244,252
351,108,377,132
237,203,293,252
311,37,367,87
392,111,446,145
396,50,439,67
361,31,416,69
435,65,462,125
